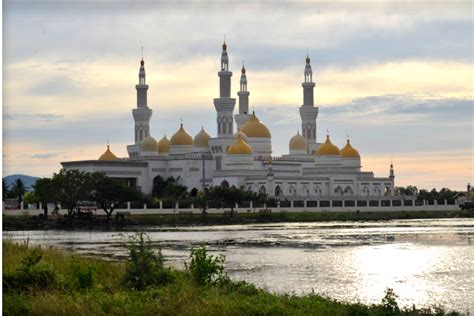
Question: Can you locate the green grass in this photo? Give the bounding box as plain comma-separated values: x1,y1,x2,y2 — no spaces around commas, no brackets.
3,209,472,231
2,241,462,316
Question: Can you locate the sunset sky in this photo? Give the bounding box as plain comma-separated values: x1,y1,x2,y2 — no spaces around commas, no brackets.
3,1,473,190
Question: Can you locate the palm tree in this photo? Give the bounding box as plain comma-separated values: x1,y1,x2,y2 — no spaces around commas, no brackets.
12,178,27,203
2,179,9,201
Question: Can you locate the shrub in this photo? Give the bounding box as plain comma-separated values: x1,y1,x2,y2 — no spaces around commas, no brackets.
185,245,227,286
122,232,174,290
66,259,94,290
381,288,399,314
3,249,57,292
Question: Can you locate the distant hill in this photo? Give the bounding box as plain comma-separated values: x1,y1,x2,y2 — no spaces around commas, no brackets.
3,174,40,192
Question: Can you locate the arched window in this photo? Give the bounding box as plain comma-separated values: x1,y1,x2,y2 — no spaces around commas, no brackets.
362,186,369,195
344,186,353,195
275,186,281,196
384,186,391,196
259,186,266,194
373,186,381,196
334,186,343,195
315,186,321,196
190,188,198,197
221,180,229,188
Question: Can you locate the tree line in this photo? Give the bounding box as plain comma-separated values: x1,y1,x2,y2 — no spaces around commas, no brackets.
395,186,459,203
3,171,273,219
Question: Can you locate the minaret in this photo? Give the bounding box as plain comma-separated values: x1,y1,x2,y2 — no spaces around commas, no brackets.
127,56,153,158
235,62,252,129
389,162,395,181
213,41,236,137
299,53,319,154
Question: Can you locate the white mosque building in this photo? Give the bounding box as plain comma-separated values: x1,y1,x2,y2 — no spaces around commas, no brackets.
62,42,396,204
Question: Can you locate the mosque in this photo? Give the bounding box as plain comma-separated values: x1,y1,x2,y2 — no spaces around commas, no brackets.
62,42,396,201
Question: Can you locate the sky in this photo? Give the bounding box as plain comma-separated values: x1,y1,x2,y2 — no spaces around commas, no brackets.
2,1,473,190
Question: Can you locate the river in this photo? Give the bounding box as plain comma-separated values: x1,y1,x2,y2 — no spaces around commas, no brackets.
3,218,473,312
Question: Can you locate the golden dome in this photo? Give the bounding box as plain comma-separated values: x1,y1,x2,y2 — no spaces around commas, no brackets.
240,112,271,138
98,145,118,161
158,135,170,153
194,128,211,148
315,135,340,156
289,131,307,151
170,124,194,146
227,134,253,155
141,136,159,152
234,129,248,142
340,140,360,158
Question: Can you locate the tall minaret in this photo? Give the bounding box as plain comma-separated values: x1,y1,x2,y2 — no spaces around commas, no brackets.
299,53,319,154
133,58,153,144
127,56,153,158
389,162,395,181
234,62,252,129
213,41,236,137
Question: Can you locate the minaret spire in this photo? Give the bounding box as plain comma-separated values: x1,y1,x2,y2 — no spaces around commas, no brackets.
235,60,251,129
299,52,319,154
214,40,236,138
127,52,153,158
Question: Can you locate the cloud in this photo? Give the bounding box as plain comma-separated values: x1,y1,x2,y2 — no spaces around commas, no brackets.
3,112,64,121
26,76,80,96
322,94,474,125
29,152,65,159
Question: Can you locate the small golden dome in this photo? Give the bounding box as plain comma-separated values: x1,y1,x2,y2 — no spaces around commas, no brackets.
194,128,211,148
315,135,340,156
158,135,170,153
340,140,360,158
289,131,307,151
234,129,248,142
227,134,253,155
170,124,194,146
141,136,159,152
240,112,271,138
98,145,118,161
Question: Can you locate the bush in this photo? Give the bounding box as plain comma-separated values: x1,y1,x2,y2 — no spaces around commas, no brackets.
122,232,174,290
66,259,94,290
3,249,57,292
185,245,227,286
380,288,399,314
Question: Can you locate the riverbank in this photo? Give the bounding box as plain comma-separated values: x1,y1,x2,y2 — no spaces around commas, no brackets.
2,209,472,231
3,241,461,315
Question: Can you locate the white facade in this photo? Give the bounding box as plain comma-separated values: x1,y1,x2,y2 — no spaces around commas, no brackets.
62,42,396,201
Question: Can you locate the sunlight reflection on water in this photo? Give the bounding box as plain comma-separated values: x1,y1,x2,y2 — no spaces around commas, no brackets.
3,218,473,312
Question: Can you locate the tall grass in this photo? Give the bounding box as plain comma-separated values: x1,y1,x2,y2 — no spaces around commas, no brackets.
2,240,462,316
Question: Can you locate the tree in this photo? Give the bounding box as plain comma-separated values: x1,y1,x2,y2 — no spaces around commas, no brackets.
11,178,27,203
52,169,92,215
90,172,144,220
152,175,189,205
23,192,38,206
3,179,9,201
34,178,57,215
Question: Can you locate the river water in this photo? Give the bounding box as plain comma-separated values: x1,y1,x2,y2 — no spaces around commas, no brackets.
3,218,473,312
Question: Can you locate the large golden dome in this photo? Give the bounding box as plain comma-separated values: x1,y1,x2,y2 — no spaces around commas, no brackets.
170,124,194,146
227,134,253,155
194,128,211,148
340,139,360,158
98,145,118,161
158,135,170,153
240,112,271,138
315,135,340,156
141,136,159,152
289,131,307,151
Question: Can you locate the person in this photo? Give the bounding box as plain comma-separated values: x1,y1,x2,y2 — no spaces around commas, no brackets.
53,205,59,215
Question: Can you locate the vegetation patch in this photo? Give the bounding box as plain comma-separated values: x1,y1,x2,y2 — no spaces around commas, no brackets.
2,236,463,316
